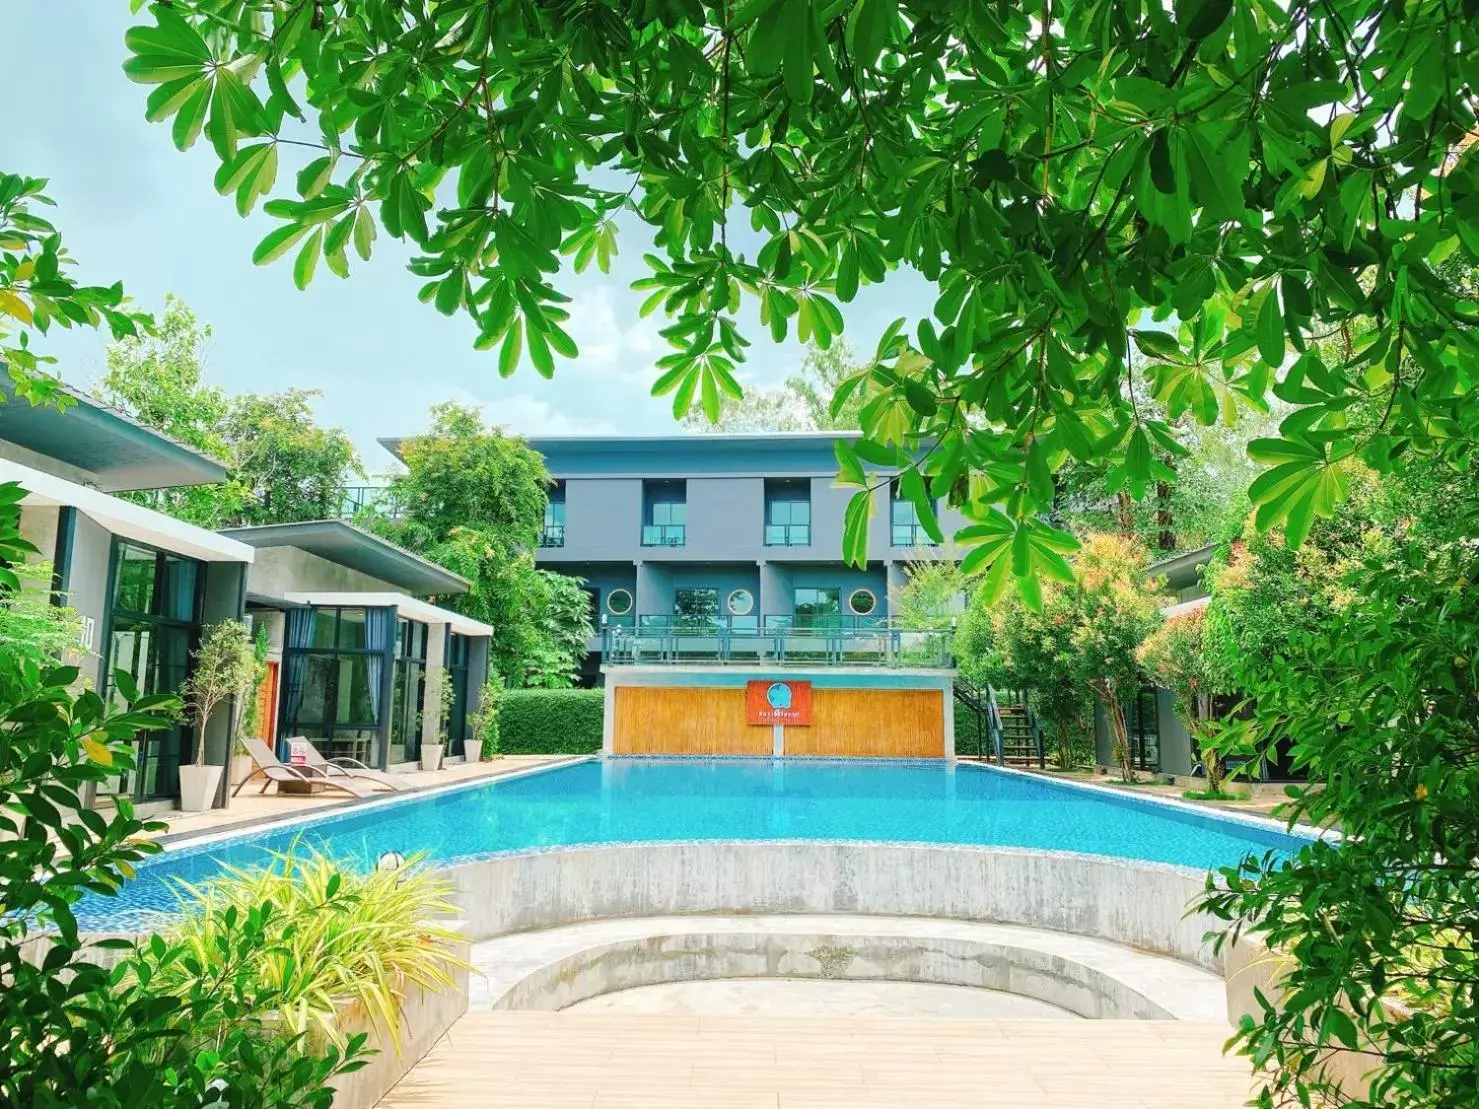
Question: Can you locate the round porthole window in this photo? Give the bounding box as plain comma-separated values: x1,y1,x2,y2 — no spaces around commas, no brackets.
848,588,877,616
727,588,755,616
606,588,634,616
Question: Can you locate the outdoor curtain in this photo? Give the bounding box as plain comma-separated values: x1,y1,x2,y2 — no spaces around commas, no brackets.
278,606,315,759
364,607,396,729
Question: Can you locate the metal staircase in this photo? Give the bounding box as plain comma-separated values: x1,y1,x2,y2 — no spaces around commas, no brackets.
953,680,1045,767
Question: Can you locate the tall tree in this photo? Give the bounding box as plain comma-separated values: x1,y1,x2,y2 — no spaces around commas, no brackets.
122,3,1479,602
98,297,363,527
376,403,591,686
681,341,866,432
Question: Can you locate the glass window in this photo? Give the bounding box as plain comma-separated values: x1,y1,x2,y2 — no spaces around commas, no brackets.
607,588,634,616
310,608,338,649
642,479,687,546
674,588,719,627
794,587,841,623
159,556,199,621
764,479,811,546
727,588,755,616
112,543,157,615
102,541,205,801
336,607,368,650
849,588,877,616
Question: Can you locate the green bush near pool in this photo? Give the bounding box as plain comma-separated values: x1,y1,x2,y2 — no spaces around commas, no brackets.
499,689,604,754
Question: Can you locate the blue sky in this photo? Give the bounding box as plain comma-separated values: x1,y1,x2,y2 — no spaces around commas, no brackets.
4,5,936,470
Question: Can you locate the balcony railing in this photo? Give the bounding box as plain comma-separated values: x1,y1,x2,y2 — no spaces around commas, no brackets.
641,524,686,547
764,523,811,546
334,485,400,519
539,524,566,548
600,616,952,669
891,523,939,547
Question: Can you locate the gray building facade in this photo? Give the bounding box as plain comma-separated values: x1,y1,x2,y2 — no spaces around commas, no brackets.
524,433,969,676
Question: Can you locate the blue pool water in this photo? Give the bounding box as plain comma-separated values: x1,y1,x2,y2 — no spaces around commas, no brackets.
76,759,1312,930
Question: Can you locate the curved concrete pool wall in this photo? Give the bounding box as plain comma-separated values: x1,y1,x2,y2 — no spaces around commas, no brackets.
447,841,1220,971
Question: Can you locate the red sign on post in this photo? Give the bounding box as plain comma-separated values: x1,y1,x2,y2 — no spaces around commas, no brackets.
746,680,813,726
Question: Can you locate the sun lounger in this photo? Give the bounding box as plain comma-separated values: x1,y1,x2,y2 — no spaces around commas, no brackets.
232,737,376,799
297,738,409,791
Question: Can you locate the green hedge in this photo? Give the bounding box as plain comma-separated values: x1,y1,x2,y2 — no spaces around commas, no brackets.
499,689,604,754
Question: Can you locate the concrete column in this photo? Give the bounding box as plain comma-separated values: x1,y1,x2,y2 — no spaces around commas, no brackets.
942,685,956,760
421,622,447,752
759,561,792,618
602,680,617,754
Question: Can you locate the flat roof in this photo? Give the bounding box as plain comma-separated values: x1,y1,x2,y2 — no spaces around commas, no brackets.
1148,543,1218,590
378,430,863,463
278,590,492,637
0,380,230,491
219,520,469,596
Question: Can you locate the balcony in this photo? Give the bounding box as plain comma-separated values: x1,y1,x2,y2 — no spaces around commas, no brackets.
891,523,939,548
539,524,566,548
764,523,811,547
334,485,400,520
641,523,686,547
601,615,951,669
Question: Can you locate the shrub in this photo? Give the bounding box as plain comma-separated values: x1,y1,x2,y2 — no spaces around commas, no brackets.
500,688,603,754
154,847,465,1049
469,679,502,759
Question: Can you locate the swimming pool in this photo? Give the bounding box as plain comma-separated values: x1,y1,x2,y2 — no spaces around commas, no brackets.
76,759,1314,930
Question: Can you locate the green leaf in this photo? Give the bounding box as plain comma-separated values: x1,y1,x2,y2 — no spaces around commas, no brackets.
1132,329,1182,361
499,319,523,378
1256,287,1284,365
353,207,376,261
252,223,310,266
842,488,873,567
293,227,323,289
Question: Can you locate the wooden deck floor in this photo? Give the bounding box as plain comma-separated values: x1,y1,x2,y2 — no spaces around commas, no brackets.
379,1011,1256,1108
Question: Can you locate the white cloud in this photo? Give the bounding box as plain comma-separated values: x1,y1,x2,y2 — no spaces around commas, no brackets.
485,394,618,436
563,284,663,376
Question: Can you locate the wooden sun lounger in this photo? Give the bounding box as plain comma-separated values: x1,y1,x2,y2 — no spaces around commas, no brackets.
232,737,376,799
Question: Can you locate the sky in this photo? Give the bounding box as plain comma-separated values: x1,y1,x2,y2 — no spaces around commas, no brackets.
3,5,937,472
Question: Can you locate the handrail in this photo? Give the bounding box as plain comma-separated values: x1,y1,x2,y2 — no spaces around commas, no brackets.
601,620,953,669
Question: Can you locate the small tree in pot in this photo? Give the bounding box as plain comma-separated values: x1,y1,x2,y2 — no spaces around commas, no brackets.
180,620,257,811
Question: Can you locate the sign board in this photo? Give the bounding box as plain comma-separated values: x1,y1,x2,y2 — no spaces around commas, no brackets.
289,737,311,765
746,680,813,726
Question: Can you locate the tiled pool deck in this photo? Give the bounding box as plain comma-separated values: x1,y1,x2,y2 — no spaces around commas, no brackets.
379,1011,1256,1108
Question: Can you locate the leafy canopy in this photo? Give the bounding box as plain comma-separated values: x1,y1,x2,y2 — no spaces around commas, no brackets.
123,0,1479,600
681,340,866,432
0,173,149,404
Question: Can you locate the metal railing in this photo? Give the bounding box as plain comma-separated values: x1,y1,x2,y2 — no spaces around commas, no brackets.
891,523,940,547
539,524,566,548
764,523,811,546
601,617,952,669
334,485,400,519
640,524,686,547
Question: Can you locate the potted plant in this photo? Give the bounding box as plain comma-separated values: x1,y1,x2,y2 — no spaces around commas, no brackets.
180,620,257,811
420,667,453,772
467,678,502,763
232,626,272,787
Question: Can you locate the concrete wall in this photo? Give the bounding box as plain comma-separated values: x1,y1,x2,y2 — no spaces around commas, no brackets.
540,473,969,569
446,841,1220,970
637,563,761,616
492,929,1189,1020
66,511,115,688
19,503,60,561
246,545,396,597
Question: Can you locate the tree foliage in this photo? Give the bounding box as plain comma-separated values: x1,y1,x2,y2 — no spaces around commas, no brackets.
680,340,866,432
1199,469,1479,1108
0,488,361,1106
375,403,592,686
180,619,257,767
0,173,148,403
122,0,1479,602
99,295,364,526
1137,605,1233,792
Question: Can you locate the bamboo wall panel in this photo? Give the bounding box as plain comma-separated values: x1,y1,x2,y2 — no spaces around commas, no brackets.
786,688,945,758
612,687,773,755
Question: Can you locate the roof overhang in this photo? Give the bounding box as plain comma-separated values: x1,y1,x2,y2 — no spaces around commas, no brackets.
2,457,253,563
219,520,468,596
279,591,492,637
1161,596,1210,618
0,382,230,491
1148,543,1218,591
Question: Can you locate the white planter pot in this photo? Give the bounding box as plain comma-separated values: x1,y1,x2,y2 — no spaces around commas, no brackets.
231,752,254,786
178,764,225,812
420,744,445,772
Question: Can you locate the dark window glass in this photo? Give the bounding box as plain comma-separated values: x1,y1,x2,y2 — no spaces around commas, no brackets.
310,608,338,649
159,556,199,621
794,587,841,621
674,588,719,627
295,655,336,724
113,544,156,615
336,607,368,650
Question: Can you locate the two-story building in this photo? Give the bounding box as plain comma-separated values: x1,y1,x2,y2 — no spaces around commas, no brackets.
511,432,967,679
2,384,492,814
